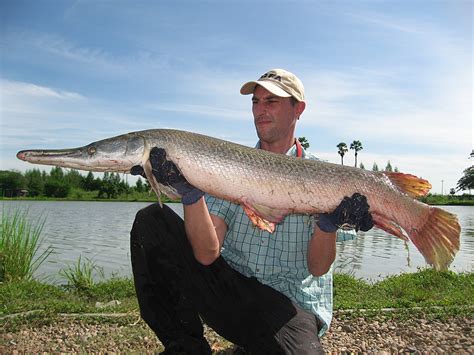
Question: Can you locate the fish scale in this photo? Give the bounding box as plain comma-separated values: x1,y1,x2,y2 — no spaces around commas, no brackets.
17,128,460,270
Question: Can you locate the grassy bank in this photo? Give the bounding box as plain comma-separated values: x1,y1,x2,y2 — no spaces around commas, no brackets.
1,190,175,203
419,193,474,206
1,269,472,325
1,270,472,353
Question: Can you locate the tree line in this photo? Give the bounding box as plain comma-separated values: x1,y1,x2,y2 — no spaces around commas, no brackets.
334,140,473,193
335,140,399,172
0,168,147,198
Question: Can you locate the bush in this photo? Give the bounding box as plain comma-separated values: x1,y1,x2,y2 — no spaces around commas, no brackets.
44,180,70,198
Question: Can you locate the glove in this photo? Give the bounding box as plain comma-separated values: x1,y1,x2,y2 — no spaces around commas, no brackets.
130,147,204,205
316,193,374,233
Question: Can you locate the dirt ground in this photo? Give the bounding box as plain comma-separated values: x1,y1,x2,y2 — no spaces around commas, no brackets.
1,313,472,353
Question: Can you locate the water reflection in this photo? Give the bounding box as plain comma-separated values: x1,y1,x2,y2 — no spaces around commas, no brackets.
1,201,472,282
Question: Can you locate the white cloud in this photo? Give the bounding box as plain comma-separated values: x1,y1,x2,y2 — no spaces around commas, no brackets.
1,79,85,100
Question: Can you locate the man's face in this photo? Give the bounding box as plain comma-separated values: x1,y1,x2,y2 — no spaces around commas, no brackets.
252,86,304,144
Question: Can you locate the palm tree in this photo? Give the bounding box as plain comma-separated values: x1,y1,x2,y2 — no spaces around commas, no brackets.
337,142,348,165
350,140,363,167
298,137,310,149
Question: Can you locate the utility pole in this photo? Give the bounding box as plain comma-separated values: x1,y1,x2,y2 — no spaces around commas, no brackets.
441,180,444,195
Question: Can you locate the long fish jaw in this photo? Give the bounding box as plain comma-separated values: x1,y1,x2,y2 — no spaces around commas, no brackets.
16,133,146,173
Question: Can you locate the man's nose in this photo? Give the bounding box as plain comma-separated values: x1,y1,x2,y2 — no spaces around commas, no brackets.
253,102,266,116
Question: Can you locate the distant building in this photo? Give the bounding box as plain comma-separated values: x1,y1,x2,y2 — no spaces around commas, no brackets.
3,188,29,197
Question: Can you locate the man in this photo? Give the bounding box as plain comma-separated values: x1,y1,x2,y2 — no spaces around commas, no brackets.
130,69,373,354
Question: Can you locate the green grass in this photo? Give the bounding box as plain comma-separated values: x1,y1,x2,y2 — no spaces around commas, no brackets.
59,256,104,295
1,269,471,319
418,193,474,206
0,277,137,316
2,189,178,203
334,268,473,310
0,208,53,282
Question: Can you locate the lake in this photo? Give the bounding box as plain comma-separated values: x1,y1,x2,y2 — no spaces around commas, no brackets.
1,200,472,282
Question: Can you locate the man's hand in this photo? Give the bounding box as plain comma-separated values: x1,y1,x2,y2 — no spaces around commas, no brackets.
130,147,204,205
316,193,374,233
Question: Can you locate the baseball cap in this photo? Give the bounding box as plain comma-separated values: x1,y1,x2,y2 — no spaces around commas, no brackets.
240,68,305,102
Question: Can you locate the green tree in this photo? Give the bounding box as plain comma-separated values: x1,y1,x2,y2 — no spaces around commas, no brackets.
385,161,393,172
337,142,348,165
0,171,26,196
44,180,70,197
456,166,474,192
97,172,121,199
298,137,310,149
65,169,83,189
135,177,145,193
49,166,64,181
350,140,363,167
82,172,97,191
24,169,44,196
359,162,365,169
372,162,379,172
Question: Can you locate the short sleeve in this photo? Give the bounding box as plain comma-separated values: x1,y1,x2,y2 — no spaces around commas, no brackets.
205,194,237,227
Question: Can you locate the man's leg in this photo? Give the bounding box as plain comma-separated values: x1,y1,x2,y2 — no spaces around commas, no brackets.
130,203,211,354
131,203,323,354
194,269,324,354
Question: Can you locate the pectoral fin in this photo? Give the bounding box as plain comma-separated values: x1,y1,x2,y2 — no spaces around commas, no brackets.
143,160,181,206
240,198,289,233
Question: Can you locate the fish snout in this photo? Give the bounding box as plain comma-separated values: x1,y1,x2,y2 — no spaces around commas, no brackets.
17,151,27,161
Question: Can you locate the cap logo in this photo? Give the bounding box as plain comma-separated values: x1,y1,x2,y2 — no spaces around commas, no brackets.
259,72,282,82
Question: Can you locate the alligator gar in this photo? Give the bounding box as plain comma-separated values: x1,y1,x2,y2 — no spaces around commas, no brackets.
16,128,460,270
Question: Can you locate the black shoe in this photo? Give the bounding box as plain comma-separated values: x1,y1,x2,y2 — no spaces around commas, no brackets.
160,336,212,355
232,345,248,354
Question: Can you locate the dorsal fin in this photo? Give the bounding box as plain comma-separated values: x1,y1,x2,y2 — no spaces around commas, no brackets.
384,172,432,198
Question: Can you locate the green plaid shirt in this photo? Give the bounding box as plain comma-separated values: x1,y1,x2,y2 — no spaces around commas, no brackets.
205,143,355,336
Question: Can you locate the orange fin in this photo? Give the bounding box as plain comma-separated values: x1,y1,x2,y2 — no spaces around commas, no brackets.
242,204,276,233
384,172,432,198
240,199,289,233
409,207,460,270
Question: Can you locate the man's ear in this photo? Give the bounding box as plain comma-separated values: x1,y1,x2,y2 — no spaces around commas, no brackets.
296,101,306,118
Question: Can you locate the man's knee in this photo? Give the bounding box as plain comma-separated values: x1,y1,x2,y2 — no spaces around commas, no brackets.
134,203,164,225
131,203,168,250
131,203,186,252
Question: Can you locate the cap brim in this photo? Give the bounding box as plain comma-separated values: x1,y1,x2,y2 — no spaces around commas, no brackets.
240,81,291,98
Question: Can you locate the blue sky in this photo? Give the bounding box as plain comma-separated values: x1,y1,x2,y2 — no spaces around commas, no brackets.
1,0,472,194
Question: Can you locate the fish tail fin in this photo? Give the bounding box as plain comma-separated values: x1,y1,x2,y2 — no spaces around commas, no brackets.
409,207,460,270
384,172,432,198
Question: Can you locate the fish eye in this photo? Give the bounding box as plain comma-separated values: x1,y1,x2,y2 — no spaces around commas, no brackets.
87,146,97,155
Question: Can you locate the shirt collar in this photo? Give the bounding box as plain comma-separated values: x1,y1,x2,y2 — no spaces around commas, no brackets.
254,140,305,158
